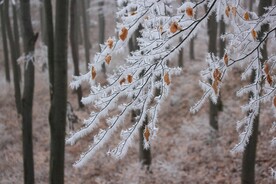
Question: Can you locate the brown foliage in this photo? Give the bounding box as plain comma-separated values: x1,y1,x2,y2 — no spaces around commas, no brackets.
225,6,230,17
267,74,273,86
224,53,229,66
170,22,179,33
244,12,250,21
251,29,257,40
91,66,96,80
144,126,150,142
120,78,126,85
107,38,113,49
127,74,133,83
119,27,128,41
105,55,111,65
186,6,194,17
164,72,170,85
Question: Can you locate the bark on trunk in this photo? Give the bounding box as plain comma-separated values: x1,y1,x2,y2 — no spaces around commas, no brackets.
81,0,90,71
49,0,69,183
13,4,21,59
44,0,54,101
0,5,10,82
189,38,195,60
20,0,37,183
5,0,22,114
70,0,84,108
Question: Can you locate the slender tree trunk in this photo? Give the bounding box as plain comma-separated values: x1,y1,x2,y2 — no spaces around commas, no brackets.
40,0,47,44
13,4,21,58
12,3,22,81
216,17,225,112
241,1,271,183
81,0,90,71
5,0,22,114
178,46,184,67
20,0,37,183
70,0,84,108
98,1,106,73
49,0,69,183
0,5,10,82
189,38,195,60
207,11,219,131
44,0,54,101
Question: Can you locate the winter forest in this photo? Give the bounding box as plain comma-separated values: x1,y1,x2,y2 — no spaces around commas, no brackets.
0,0,276,183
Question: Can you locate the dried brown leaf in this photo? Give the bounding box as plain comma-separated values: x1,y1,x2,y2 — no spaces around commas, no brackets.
186,6,194,17
170,22,179,33
164,72,170,85
127,74,133,83
107,38,113,49
224,53,229,66
244,12,250,21
267,74,273,86
91,66,96,80
225,6,230,17
264,63,269,75
144,126,150,142
251,29,257,40
105,55,111,65
119,27,128,41
120,78,126,85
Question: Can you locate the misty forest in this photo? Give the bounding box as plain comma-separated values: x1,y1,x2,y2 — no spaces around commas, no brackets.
0,0,276,183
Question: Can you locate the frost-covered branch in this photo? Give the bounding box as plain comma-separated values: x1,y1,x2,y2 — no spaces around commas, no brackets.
67,0,276,169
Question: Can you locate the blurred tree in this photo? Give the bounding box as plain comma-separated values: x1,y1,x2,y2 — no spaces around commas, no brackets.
20,0,38,183
0,4,10,82
49,0,69,183
12,3,21,61
4,0,22,114
207,11,219,131
81,0,90,71
70,0,84,108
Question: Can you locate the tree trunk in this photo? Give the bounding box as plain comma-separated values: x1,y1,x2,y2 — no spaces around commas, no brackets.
0,5,10,82
5,0,22,114
241,1,271,183
12,3,22,81
189,38,195,60
12,3,21,59
217,17,225,112
207,11,219,131
20,0,37,183
178,47,184,67
81,0,90,71
70,0,84,108
98,1,106,74
44,0,54,101
49,0,69,183
40,0,47,44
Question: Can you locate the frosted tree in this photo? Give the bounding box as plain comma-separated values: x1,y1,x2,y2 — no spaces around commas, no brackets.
66,0,276,172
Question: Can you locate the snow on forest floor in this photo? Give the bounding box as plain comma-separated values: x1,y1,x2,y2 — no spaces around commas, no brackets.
1,39,276,184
